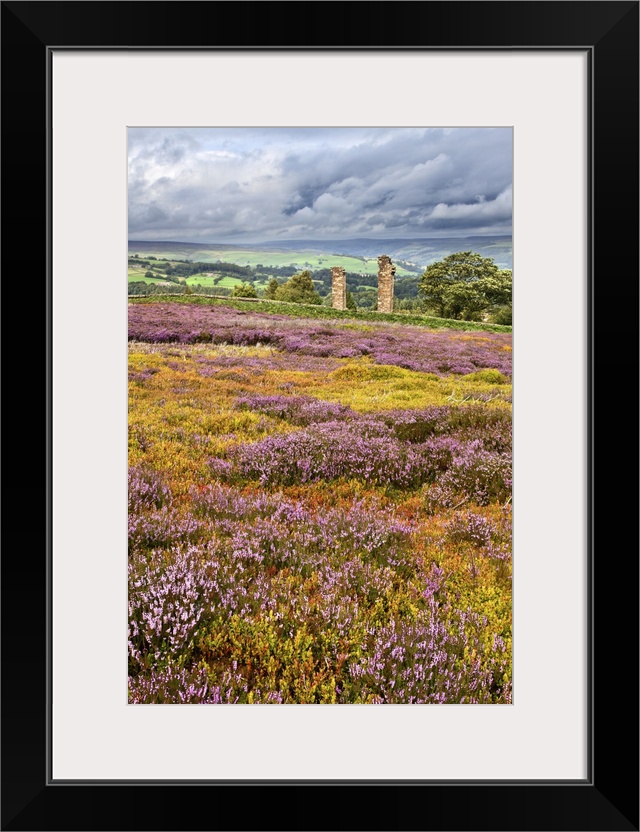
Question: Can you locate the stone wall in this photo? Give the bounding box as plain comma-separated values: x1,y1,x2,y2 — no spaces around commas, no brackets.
331,266,347,311
377,255,395,313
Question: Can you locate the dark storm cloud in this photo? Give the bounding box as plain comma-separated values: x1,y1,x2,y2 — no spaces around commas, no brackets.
128,127,512,241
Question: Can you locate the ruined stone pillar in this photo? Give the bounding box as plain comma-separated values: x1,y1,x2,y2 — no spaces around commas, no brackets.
377,255,395,313
331,266,347,311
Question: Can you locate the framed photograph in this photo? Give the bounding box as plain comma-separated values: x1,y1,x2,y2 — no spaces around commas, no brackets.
2,2,637,830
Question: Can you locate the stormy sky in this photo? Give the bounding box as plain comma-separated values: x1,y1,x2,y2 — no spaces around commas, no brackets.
128,127,512,242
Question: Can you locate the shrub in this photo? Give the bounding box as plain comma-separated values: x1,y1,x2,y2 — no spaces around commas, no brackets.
231,282,258,298
425,446,512,507
226,420,430,488
463,369,508,385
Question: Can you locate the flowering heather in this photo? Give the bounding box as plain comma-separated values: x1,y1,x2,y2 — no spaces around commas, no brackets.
129,303,512,377
376,403,512,443
443,506,513,581
128,300,512,703
347,605,511,704
128,664,284,704
128,505,203,553
128,473,511,702
191,483,415,571
234,394,355,425
196,352,342,374
212,410,511,497
128,664,244,704
129,544,218,669
225,419,430,488
445,510,496,547
128,465,171,512
425,444,512,507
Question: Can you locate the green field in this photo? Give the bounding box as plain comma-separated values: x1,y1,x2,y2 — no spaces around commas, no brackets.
184,274,269,289
183,274,238,288
128,245,415,276
128,267,173,285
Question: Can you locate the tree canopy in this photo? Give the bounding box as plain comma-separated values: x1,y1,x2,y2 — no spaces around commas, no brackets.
264,277,280,300
231,282,258,299
274,270,322,305
418,251,512,321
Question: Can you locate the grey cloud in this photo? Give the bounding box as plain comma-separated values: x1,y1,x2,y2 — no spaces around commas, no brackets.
128,127,512,241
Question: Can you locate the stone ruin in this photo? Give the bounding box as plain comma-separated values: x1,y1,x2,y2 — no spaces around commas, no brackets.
331,266,347,311
377,255,395,313
331,256,396,312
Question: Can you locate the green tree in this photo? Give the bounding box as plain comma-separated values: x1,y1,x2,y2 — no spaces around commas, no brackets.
231,282,258,299
275,270,322,305
481,269,513,306
419,251,511,320
492,304,512,325
352,289,377,310
264,277,280,300
346,289,357,311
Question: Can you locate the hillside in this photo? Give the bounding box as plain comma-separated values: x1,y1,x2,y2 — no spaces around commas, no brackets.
128,235,512,272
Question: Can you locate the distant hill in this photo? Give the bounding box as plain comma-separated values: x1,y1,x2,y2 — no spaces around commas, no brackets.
128,236,512,271
254,237,512,270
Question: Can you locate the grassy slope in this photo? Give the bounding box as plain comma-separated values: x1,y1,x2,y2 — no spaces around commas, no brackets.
128,294,512,333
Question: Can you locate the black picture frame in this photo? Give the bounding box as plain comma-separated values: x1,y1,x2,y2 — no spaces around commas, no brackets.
2,2,638,830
